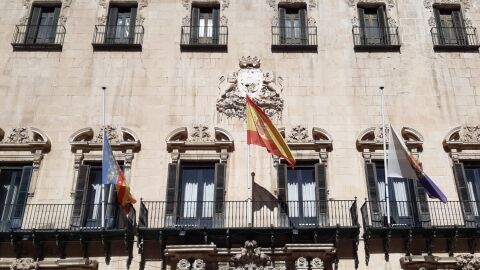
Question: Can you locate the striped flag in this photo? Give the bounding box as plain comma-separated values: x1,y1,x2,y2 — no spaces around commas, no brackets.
387,126,447,203
102,131,137,213
246,96,295,167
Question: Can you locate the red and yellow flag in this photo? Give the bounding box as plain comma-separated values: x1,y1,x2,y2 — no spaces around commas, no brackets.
246,96,295,167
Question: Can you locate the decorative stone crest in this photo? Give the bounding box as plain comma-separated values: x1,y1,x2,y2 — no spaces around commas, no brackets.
459,126,480,143
231,241,272,269
444,125,480,155
192,259,206,270
188,125,213,142
92,125,120,144
295,257,309,270
456,255,480,270
217,56,284,119
0,127,50,151
3,127,30,144
310,258,324,270
176,259,191,270
10,258,38,270
424,0,472,26
69,126,141,153
287,126,312,143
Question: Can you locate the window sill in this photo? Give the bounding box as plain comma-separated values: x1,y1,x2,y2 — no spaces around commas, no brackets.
433,44,480,52
354,44,401,52
11,43,63,52
271,44,317,53
92,43,142,52
180,43,228,52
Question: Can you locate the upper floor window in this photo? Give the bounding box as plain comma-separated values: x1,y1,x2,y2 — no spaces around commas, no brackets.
0,164,33,231
278,6,307,45
431,5,479,50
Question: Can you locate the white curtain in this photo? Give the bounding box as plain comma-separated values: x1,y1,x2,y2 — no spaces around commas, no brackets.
467,181,479,216
182,180,198,218
91,184,102,219
393,179,410,216
377,180,387,216
302,180,316,217
202,181,214,217
287,181,299,217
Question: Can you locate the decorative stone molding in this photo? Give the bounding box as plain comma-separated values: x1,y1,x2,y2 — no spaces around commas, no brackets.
310,258,324,270
181,0,230,28
278,126,333,163
347,0,396,10
268,0,318,27
443,125,480,162
401,255,480,270
69,126,141,194
19,0,73,26
231,241,272,269
293,257,324,270
166,126,234,162
295,257,309,270
217,56,285,119
0,258,97,270
424,0,473,27
10,259,38,270
176,259,191,270
96,0,149,25
356,126,423,162
0,127,50,197
348,0,399,31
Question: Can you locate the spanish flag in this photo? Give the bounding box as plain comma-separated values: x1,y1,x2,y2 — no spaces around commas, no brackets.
246,96,295,167
102,131,137,213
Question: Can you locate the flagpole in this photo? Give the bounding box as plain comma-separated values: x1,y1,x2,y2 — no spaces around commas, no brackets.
246,96,252,226
380,86,391,226
101,86,106,228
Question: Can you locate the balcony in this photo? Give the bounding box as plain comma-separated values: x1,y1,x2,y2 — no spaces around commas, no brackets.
271,26,317,52
92,25,144,51
352,26,401,52
0,203,136,265
11,24,65,51
180,26,228,51
361,200,480,264
431,27,480,51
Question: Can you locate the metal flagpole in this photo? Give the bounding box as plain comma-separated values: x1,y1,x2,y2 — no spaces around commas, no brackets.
246,95,252,226
380,86,391,226
101,86,106,228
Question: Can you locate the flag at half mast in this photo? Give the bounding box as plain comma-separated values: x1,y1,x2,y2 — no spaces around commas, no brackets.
102,131,137,213
387,126,447,203
246,96,295,167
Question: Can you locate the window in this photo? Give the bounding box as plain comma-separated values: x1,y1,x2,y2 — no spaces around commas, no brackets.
106,5,138,44
0,165,33,231
26,5,61,44
278,6,307,45
277,162,327,227
453,162,480,224
433,6,467,46
190,6,220,45
165,161,226,228
357,5,388,45
71,163,120,229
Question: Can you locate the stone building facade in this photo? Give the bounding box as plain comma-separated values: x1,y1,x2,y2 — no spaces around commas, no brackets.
0,0,480,269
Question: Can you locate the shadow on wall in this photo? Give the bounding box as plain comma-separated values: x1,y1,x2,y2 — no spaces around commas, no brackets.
252,182,278,211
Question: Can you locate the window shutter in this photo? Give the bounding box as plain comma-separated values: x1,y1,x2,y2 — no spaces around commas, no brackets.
357,7,366,45
214,163,226,226
71,165,90,228
212,7,220,44
129,7,138,44
299,8,307,45
105,184,117,228
377,6,390,45
106,7,118,43
452,10,467,45
453,163,475,226
315,163,328,225
11,166,33,229
190,7,200,44
26,7,42,44
279,7,286,44
412,179,431,227
365,162,382,226
277,164,288,202
165,163,179,226
433,8,444,45
47,7,61,43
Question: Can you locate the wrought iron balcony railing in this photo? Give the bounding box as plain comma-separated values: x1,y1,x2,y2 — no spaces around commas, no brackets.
139,200,358,229
361,200,480,229
92,25,144,50
180,26,228,50
11,24,65,51
352,26,401,51
431,26,480,51
271,26,317,50
0,203,136,232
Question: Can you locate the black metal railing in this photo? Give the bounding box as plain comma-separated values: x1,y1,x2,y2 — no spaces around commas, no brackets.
180,26,228,47
352,26,400,49
361,200,479,229
92,25,144,48
139,200,358,229
431,27,479,49
11,24,65,50
271,26,317,48
0,203,136,232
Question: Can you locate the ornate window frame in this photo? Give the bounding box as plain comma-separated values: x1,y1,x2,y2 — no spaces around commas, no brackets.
356,126,424,162
68,125,141,195
0,127,51,198
96,0,149,26
166,125,234,163
181,0,230,28
424,0,474,28
266,0,318,29
19,0,72,26
347,0,399,28
443,125,480,163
